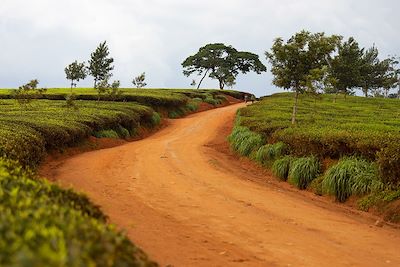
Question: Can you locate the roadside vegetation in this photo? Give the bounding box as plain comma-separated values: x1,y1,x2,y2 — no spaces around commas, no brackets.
0,81,247,265
229,92,400,223
0,158,157,266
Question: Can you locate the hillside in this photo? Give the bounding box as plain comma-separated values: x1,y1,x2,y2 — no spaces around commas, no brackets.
230,93,400,221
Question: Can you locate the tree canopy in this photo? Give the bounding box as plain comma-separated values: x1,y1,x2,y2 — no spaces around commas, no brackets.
64,61,87,90
182,43,266,89
266,30,341,124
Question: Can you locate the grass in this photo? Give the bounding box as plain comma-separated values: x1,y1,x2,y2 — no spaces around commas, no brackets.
255,142,287,165
288,156,320,190
272,156,293,181
228,125,264,157
322,158,385,202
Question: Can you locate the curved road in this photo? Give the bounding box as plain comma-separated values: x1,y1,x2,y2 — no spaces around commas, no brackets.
49,103,400,267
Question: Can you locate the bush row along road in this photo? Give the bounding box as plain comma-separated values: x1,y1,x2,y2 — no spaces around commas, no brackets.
48,103,400,267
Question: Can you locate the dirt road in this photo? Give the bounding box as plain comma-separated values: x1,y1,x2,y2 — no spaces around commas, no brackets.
48,103,400,267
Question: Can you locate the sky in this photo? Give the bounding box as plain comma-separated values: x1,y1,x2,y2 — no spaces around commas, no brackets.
0,0,399,97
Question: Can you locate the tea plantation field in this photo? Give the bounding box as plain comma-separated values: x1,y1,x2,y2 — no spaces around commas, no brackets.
0,88,245,266
229,93,400,221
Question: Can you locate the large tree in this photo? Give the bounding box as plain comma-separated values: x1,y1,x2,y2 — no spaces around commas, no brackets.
182,43,266,89
266,31,341,124
329,37,364,98
64,61,87,91
88,41,114,88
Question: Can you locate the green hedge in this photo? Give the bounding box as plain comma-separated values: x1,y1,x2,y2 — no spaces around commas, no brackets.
0,100,155,167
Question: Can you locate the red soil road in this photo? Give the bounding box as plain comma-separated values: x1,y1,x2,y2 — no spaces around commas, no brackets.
47,103,400,267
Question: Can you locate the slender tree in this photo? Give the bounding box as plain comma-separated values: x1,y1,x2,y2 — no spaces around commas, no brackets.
266,31,341,124
88,41,114,88
182,43,266,89
132,72,147,88
64,61,87,92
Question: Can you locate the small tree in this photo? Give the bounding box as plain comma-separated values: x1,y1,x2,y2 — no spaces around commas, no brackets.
88,41,114,88
266,31,341,124
109,80,123,101
329,37,364,100
65,61,87,92
12,79,47,108
182,43,266,89
132,72,147,88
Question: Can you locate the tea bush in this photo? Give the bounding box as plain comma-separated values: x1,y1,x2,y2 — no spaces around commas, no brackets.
0,159,157,267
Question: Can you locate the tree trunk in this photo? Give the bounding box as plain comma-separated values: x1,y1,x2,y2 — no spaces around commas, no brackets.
291,89,299,125
219,79,224,90
363,86,368,97
197,69,209,89
94,79,97,89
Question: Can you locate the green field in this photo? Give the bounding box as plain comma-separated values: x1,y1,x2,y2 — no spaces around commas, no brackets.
229,93,400,219
0,88,246,108
0,88,245,265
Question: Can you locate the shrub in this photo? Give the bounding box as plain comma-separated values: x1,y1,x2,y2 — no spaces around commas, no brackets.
288,156,320,190
272,156,293,181
0,159,157,267
94,129,119,139
116,125,130,139
377,144,400,185
322,158,385,202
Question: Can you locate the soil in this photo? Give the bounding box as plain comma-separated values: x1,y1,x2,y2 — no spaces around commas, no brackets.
42,103,400,267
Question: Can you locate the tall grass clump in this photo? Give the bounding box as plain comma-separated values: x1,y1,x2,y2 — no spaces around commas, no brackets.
94,129,120,139
272,156,293,181
151,112,161,126
228,126,264,157
288,156,321,189
255,142,287,164
322,158,385,202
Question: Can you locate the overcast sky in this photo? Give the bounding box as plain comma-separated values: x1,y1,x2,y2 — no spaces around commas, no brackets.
0,0,398,96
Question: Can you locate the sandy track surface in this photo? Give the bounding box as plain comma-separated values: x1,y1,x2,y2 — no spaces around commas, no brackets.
48,103,400,267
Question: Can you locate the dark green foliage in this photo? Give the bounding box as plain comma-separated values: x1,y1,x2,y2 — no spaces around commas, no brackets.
377,144,400,184
288,156,321,189
272,156,293,181
0,159,157,267
182,43,266,89
322,158,385,202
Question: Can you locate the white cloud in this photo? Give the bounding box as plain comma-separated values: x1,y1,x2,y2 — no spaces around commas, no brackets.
0,0,399,96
